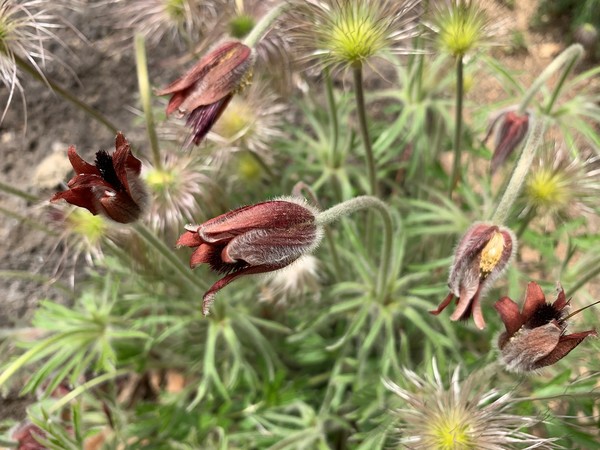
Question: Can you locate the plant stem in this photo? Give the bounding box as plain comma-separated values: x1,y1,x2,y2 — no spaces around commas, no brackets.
324,68,339,168
133,223,205,292
292,182,343,279
134,34,162,170
517,44,584,114
352,64,377,196
490,120,545,224
568,261,600,295
0,180,38,202
13,54,119,134
449,55,464,195
317,196,394,299
243,3,288,48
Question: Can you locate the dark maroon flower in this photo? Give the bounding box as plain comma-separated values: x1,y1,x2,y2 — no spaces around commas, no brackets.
156,41,255,146
11,422,47,450
494,282,597,372
484,110,529,174
177,198,322,315
430,222,516,330
51,133,148,224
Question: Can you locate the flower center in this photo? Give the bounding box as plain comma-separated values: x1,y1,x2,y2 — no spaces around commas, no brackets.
67,209,107,244
428,407,475,449
327,6,386,65
164,0,186,23
526,168,568,210
213,99,254,140
479,231,504,277
438,4,485,56
145,168,177,194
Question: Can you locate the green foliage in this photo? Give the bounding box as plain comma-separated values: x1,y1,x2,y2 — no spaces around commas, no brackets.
1,1,600,449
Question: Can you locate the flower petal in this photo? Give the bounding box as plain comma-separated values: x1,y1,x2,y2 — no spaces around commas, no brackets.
429,292,455,316
99,192,142,223
531,329,597,370
67,145,100,175
186,96,233,145
494,296,523,337
176,229,203,248
201,263,287,316
200,200,316,242
521,282,547,324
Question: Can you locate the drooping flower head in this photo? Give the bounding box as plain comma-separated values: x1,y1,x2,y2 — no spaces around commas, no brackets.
494,282,597,372
177,198,323,315
291,0,422,71
384,361,558,449
51,133,149,224
484,108,530,174
430,222,516,329
157,40,255,145
10,421,48,450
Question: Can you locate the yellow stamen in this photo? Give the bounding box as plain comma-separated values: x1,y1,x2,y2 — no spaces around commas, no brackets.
479,231,504,277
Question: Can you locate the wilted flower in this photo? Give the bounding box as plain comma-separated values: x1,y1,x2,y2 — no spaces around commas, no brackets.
0,0,67,122
384,361,558,449
51,133,149,224
494,281,597,372
429,0,500,58
523,143,600,223
290,0,422,72
157,40,255,145
177,198,323,315
484,109,530,174
430,222,516,329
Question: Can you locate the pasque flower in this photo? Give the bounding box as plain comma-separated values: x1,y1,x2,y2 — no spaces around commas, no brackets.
157,40,255,145
430,222,516,329
484,109,530,174
494,282,597,372
51,133,148,224
177,198,322,315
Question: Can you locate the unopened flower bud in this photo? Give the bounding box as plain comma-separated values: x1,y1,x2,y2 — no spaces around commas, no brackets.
484,110,529,174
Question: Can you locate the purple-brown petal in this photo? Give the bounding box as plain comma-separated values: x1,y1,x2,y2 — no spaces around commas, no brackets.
201,263,287,316
186,96,233,145
99,192,142,223
200,201,316,242
531,329,597,370
67,145,99,176
494,296,523,337
429,292,455,316
490,111,529,175
176,229,203,248
520,282,547,324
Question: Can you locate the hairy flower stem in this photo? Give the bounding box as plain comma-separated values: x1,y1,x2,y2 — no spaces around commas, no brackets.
317,196,394,300
292,182,343,279
243,2,288,47
135,34,162,170
449,55,464,195
568,261,600,295
13,54,119,134
491,121,545,224
352,65,377,196
325,68,339,169
517,44,584,114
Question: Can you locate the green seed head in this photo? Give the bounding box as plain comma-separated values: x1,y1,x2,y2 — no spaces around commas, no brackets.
435,1,489,57
229,14,255,39
67,209,108,245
